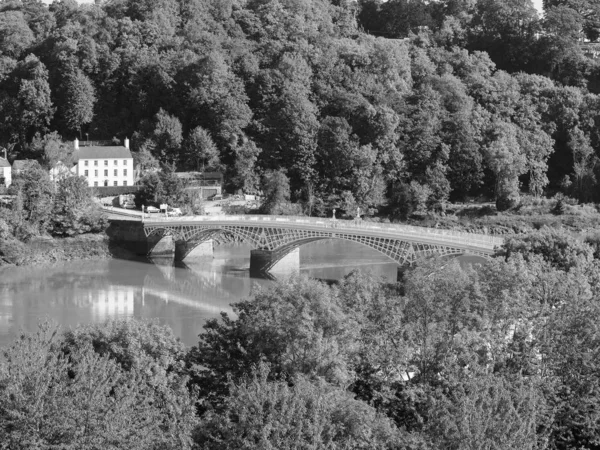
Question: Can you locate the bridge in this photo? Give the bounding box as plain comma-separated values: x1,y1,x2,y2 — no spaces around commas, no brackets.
139,215,504,275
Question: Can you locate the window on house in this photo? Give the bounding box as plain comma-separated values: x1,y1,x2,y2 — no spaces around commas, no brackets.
84,170,88,176
94,170,98,177
114,169,117,176
104,180,108,186
94,181,98,187
84,160,88,166
114,181,118,186
123,180,127,186
104,169,108,176
124,169,127,176
104,160,108,166
123,160,127,165
114,160,118,165
94,160,98,166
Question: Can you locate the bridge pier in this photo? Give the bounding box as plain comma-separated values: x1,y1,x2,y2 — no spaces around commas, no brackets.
175,239,214,261
250,248,300,276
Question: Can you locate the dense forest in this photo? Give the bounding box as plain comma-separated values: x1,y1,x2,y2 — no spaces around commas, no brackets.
2,0,600,215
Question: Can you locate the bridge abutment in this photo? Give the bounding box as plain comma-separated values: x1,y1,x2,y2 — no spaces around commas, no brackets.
175,239,214,261
250,248,300,276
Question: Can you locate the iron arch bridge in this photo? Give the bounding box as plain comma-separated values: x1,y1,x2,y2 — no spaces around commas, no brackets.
142,215,504,271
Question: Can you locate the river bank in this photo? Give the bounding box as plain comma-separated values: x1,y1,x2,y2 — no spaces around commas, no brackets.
0,233,119,267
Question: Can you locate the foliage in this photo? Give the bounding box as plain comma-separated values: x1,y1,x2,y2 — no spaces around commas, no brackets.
8,162,54,234
0,321,196,449
60,69,95,134
51,175,107,236
259,169,294,215
196,363,401,450
186,275,358,411
426,374,546,450
499,227,594,271
135,168,184,208
1,0,600,211
182,126,221,172
30,131,73,169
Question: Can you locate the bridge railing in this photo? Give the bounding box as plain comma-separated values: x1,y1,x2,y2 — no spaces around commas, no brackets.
143,214,504,249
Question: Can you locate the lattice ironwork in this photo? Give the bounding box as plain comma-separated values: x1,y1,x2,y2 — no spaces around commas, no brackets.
144,223,495,265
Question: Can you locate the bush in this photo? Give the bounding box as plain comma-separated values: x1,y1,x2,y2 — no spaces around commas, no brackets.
196,364,401,450
0,322,197,449
499,227,594,271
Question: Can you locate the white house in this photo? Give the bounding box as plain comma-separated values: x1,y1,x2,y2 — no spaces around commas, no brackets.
0,149,11,188
73,138,135,187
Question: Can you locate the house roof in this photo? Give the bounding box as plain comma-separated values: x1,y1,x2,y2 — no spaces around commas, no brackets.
12,160,37,171
0,158,9,168
74,146,133,160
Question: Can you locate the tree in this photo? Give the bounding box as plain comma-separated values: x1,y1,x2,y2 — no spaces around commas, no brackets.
186,276,358,411
61,69,95,136
568,126,597,202
468,0,540,72
544,0,600,41
0,322,196,449
259,169,293,215
0,10,35,59
196,364,401,450
0,55,54,150
30,131,73,170
484,120,526,210
138,109,183,165
51,175,107,236
8,162,54,233
183,126,220,171
135,171,163,208
426,375,546,450
499,227,595,272
135,167,184,208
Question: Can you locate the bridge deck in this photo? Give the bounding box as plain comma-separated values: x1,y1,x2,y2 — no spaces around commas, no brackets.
140,214,503,254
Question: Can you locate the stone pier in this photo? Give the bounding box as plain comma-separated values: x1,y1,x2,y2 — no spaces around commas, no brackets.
250,247,300,276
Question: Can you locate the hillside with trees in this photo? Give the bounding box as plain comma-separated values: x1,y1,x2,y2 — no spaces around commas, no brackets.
1,0,600,216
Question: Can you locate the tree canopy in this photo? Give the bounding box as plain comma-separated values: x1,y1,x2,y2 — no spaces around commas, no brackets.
2,0,600,213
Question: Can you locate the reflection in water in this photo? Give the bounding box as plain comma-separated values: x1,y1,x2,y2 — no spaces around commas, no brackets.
0,240,399,347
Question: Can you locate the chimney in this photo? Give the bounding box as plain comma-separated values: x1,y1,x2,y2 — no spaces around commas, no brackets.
124,137,130,149
74,138,79,150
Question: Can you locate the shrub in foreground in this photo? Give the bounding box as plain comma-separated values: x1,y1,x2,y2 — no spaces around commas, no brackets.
0,321,196,450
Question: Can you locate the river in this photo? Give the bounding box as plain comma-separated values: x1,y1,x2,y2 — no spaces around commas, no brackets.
0,240,399,348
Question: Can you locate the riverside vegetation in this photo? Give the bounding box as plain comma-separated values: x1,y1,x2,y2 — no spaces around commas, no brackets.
2,229,600,449
0,162,108,266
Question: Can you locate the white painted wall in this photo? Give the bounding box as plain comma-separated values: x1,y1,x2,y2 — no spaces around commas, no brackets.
77,158,135,187
1,166,10,188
